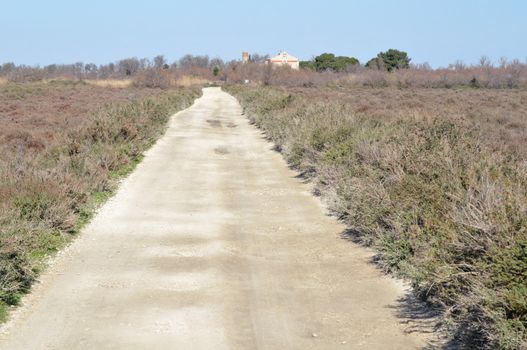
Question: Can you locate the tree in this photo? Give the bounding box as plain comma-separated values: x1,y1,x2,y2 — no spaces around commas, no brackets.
333,56,359,71
479,55,492,68
449,60,466,71
0,62,16,73
84,63,98,78
212,66,220,76
118,58,141,76
139,58,151,70
209,57,225,69
314,53,335,71
300,60,316,70
45,64,57,75
365,57,383,70
153,55,166,69
250,53,269,63
366,49,410,71
304,53,359,72
178,55,210,70
74,62,84,79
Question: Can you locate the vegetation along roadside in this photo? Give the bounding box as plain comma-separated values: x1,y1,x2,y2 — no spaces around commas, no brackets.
224,84,527,349
0,81,201,322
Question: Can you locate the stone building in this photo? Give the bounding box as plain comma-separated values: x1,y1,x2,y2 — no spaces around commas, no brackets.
269,51,299,70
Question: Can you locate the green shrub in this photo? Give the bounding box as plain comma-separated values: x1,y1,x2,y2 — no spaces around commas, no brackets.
302,53,360,72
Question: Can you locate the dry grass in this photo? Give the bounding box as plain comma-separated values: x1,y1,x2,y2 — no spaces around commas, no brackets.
0,80,201,322
342,65,527,88
84,79,132,88
0,80,165,148
176,75,209,87
290,86,527,161
132,71,209,89
0,78,7,86
226,84,527,349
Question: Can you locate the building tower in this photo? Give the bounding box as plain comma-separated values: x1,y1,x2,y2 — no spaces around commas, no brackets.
242,52,250,64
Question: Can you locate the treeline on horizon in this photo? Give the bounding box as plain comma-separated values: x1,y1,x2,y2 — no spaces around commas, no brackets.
1,50,527,89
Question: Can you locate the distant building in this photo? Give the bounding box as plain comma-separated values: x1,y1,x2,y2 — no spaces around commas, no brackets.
242,52,250,64
269,51,299,70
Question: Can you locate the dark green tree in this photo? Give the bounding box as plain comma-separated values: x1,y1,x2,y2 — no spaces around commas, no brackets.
212,66,220,77
333,56,359,71
366,49,410,71
305,53,359,72
314,53,337,71
300,61,316,70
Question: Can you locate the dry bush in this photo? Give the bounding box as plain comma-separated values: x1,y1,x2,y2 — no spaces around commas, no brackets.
132,68,177,89
4,67,47,83
132,70,209,89
336,64,527,89
0,80,169,146
219,60,527,90
2,55,525,90
226,84,527,349
223,62,340,87
286,86,527,161
0,81,201,321
84,79,132,88
175,75,210,87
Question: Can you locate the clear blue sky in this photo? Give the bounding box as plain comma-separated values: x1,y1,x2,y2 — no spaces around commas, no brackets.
2,0,526,68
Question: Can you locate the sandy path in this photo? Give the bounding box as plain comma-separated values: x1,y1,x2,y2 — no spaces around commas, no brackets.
0,87,430,349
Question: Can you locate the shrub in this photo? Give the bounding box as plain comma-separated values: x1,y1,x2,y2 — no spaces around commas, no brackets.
225,84,527,348
132,68,174,89
0,84,201,321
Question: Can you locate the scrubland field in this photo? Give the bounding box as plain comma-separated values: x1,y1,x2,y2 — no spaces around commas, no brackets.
0,80,201,321
1,54,527,349
226,84,527,349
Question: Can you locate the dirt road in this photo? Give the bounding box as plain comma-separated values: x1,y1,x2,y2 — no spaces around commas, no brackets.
0,88,430,349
